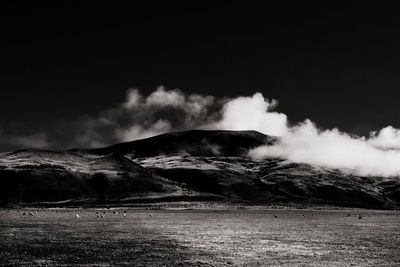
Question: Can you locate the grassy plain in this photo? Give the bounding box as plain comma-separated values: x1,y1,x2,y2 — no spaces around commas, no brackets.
0,208,399,266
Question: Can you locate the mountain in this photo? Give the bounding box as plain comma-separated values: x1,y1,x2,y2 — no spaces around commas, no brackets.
0,130,399,209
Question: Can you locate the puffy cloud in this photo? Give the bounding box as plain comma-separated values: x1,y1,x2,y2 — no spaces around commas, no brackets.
69,86,217,148
146,87,186,107
249,120,400,177
209,93,287,136
367,126,400,149
123,88,142,109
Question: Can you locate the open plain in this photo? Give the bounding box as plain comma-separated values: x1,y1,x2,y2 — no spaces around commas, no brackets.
1,208,399,266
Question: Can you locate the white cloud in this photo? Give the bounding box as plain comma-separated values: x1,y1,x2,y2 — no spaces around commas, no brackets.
209,93,288,136
124,88,142,109
249,119,400,177
367,126,400,149
70,86,217,147
146,86,186,107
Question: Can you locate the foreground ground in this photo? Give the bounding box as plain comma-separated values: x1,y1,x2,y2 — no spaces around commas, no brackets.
0,208,399,266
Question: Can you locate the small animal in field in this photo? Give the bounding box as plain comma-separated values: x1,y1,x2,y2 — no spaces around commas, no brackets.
358,214,363,220
149,214,153,217
274,215,278,218
75,214,80,219
29,212,34,216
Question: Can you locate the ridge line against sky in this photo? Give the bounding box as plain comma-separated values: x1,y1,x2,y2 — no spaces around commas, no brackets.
2,87,400,177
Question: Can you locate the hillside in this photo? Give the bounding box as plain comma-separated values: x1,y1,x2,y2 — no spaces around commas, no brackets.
0,130,399,209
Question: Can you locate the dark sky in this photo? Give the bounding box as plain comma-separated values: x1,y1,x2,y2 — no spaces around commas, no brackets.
1,1,400,143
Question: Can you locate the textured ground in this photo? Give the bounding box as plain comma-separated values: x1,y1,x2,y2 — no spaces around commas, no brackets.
1,208,399,266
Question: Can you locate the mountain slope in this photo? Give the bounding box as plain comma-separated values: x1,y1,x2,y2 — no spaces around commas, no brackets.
0,130,399,209
0,150,184,204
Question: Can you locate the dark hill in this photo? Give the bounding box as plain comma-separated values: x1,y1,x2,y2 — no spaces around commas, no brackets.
73,130,275,157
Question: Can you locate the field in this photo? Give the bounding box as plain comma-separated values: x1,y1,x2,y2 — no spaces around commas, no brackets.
0,208,399,266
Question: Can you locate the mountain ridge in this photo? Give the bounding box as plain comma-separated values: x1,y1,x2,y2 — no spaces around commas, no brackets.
71,130,276,157
0,130,399,209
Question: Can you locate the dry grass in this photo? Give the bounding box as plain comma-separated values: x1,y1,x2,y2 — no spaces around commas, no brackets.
1,208,399,266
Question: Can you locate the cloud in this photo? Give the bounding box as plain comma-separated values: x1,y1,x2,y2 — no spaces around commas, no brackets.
367,126,400,149
248,119,400,177
123,88,142,109
69,86,217,147
146,87,186,107
208,93,287,136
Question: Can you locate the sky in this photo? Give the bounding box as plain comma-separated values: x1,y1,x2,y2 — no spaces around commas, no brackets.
1,2,400,152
